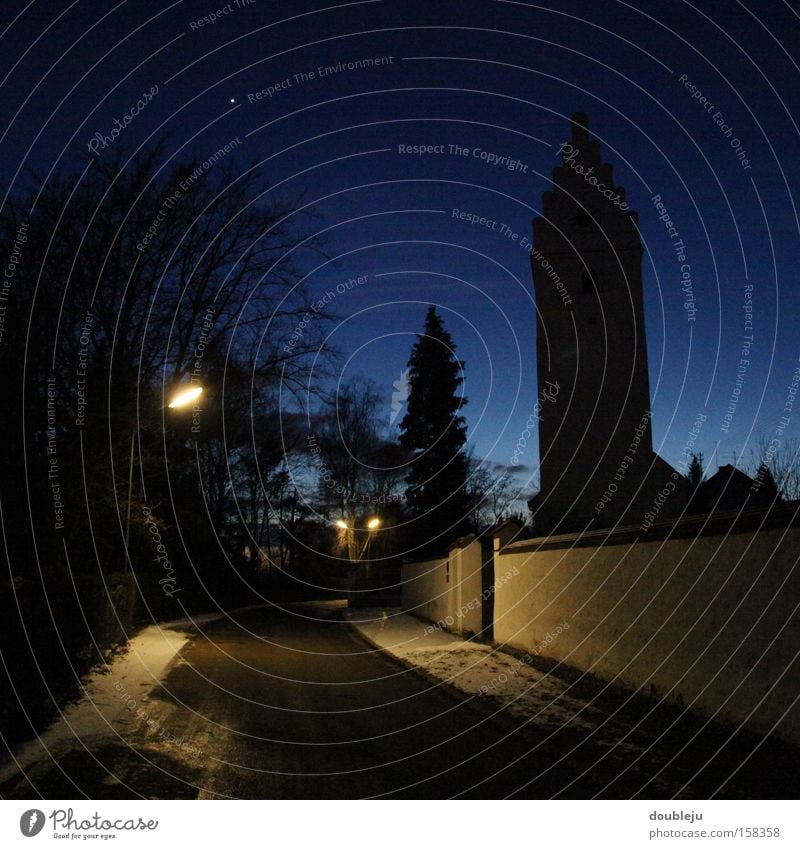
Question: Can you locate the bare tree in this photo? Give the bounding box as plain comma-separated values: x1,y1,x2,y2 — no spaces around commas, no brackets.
310,377,408,559
750,436,800,500
466,453,523,529
1,142,332,578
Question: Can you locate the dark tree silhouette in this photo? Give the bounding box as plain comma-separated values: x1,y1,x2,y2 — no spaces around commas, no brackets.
399,306,469,553
687,452,705,488
466,453,521,528
686,452,706,514
752,463,781,502
750,436,800,501
311,377,408,560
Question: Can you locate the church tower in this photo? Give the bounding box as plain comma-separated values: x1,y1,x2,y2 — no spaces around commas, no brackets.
531,113,682,533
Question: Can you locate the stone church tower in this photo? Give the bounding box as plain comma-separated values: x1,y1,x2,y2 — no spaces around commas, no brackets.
531,113,683,534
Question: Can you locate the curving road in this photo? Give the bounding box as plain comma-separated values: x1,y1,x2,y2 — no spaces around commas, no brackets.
4,603,797,799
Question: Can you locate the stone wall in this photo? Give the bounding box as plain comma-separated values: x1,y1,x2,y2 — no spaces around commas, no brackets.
493,508,800,743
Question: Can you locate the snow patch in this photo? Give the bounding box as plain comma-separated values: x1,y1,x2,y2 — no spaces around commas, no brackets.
0,606,266,783
347,608,602,731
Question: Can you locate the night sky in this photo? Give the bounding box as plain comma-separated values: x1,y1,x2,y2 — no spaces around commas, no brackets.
3,0,799,497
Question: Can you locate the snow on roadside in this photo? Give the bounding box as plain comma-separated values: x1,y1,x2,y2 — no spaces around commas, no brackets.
347,610,689,797
347,608,605,732
0,607,264,783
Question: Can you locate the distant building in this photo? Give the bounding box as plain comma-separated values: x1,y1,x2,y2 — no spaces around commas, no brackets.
693,464,781,515
530,113,686,533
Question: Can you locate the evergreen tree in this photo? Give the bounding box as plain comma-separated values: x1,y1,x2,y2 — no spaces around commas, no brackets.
399,306,469,552
685,452,706,513
687,452,705,488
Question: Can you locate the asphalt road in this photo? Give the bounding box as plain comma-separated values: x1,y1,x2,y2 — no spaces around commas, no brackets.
4,604,798,799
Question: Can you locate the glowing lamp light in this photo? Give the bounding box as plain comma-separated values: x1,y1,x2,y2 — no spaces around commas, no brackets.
168,385,203,409
335,519,349,530
367,517,381,529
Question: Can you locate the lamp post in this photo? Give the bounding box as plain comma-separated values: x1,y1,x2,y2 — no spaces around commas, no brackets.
363,517,381,579
123,384,203,572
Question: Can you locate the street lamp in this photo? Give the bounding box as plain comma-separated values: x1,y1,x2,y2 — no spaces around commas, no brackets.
334,516,381,562
361,518,381,577
124,384,203,571
168,385,203,408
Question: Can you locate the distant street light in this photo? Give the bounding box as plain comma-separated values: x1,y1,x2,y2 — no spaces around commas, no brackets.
334,515,381,564
124,383,204,571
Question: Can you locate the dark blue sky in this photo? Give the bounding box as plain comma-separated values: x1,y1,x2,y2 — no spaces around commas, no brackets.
3,0,799,496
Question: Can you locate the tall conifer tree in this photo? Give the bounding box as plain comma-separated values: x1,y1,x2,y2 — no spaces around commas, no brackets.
399,306,469,551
